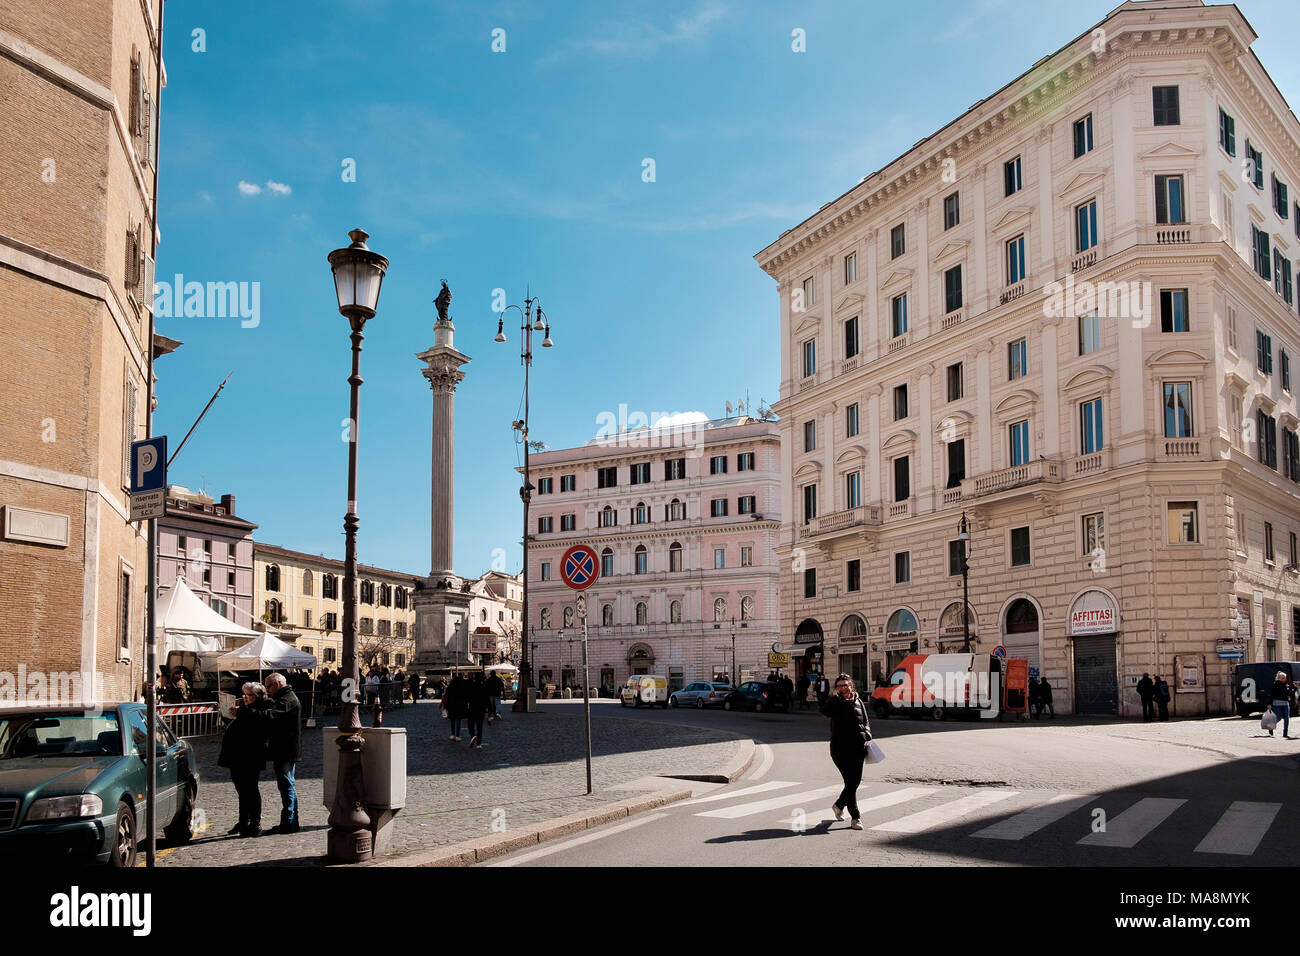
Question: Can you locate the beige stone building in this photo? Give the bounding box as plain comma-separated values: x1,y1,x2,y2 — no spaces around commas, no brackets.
757,0,1300,716
0,1,166,701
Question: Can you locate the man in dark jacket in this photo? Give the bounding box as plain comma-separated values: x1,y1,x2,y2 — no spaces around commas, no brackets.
820,674,872,829
467,673,490,749
1154,675,1170,721
262,672,302,833
1038,677,1055,718
1136,673,1155,721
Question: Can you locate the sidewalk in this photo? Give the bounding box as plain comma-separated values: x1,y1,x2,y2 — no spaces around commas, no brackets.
157,702,748,867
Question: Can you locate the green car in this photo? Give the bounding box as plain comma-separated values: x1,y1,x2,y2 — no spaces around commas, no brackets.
0,703,199,866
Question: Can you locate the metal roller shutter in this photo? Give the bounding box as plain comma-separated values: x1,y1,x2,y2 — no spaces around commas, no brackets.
1003,632,1040,675
1073,634,1118,714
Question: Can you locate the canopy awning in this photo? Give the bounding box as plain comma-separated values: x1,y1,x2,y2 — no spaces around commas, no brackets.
216,631,317,671
156,577,261,656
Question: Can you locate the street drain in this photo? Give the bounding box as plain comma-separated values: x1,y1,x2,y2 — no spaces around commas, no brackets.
887,776,1010,787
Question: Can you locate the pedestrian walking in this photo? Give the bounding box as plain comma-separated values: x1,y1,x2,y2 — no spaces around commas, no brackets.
781,674,794,706
816,675,830,705
1028,677,1040,719
820,673,872,830
797,674,810,711
218,681,271,838
1038,677,1055,718
467,673,489,749
485,671,506,724
409,670,421,703
442,674,468,740
1136,673,1155,722
1154,675,1170,721
260,672,302,834
1267,670,1293,738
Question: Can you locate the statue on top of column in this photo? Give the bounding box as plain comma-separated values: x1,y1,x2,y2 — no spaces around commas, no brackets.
434,280,452,323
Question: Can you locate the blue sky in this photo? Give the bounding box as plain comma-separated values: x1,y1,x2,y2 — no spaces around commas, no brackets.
153,0,1299,578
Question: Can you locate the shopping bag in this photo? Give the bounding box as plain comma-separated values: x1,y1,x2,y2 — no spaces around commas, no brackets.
1262,709,1278,731
864,740,886,764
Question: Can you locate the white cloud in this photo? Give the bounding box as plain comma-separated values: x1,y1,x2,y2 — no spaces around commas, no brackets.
549,0,728,61
266,180,292,195
237,180,263,195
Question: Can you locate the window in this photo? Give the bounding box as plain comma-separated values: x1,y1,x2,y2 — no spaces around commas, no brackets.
948,540,964,576
944,264,962,313
739,495,756,514
1284,352,1292,392
893,384,908,421
802,339,816,378
630,462,650,484
1219,107,1236,155
1257,330,1274,375
844,315,860,359
564,606,575,628
1073,113,1093,158
177,535,187,553
1163,382,1194,438
1231,393,1244,450
265,564,280,592
1079,312,1101,355
561,513,576,531
1076,199,1099,251
847,559,861,592
1286,430,1300,482
947,362,964,401
1274,252,1294,305
1227,305,1238,353
118,568,131,651
1009,420,1030,466
802,275,816,308
601,604,614,626
302,570,313,596
636,603,648,626
1265,522,1275,563
803,484,818,523
667,498,685,521
1008,338,1027,380
599,505,617,527
845,471,861,509
635,545,648,574
325,646,337,662
1274,174,1289,218
633,502,649,524
539,608,551,629
1152,85,1180,125
741,596,754,621
1154,175,1184,224
1222,186,1235,243
378,619,391,637
893,456,910,502
1080,398,1104,454
714,548,726,570
210,598,228,618
844,252,858,284
1010,527,1031,566
1083,512,1105,556
379,583,392,607
1004,156,1022,196
944,191,960,230
597,466,617,488
669,542,683,572
846,403,860,438
891,293,908,337
1292,531,1298,567
538,516,553,533
560,473,576,492
890,223,906,258
946,438,965,489
1252,225,1272,280
323,574,338,599
669,600,681,624
740,545,753,567
227,571,235,588
665,458,686,480
737,452,755,471
359,617,372,635
894,552,911,584
804,568,817,599
540,562,551,581
1258,410,1278,469
1247,141,1264,190
1160,289,1188,332
710,455,728,475
1006,234,1027,284
601,548,614,577
710,498,728,517
803,420,816,452
537,477,553,494
362,580,377,604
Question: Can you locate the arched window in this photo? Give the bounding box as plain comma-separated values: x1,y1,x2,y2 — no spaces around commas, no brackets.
265,564,280,592
539,608,552,629
670,600,682,623
839,614,868,639
394,587,406,609
634,501,648,524
380,583,392,607
741,596,755,621
885,608,919,671
302,570,313,596
1006,598,1039,633
669,541,683,572
323,574,338,599
601,547,614,577
714,597,727,622
887,608,918,634
602,604,613,626
360,580,375,604
635,544,648,574
668,498,685,521
600,505,616,528
635,602,647,625
564,606,575,628
265,598,284,623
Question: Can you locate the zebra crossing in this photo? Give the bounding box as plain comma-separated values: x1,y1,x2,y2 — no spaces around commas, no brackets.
677,779,1283,855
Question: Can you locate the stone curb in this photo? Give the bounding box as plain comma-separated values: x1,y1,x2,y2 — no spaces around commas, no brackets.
661,734,754,784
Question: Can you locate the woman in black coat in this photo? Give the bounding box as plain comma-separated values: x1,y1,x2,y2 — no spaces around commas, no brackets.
442,675,470,741
218,682,271,837
819,673,872,829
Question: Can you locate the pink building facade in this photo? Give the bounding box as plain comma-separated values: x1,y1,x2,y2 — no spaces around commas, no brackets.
156,487,257,630
526,417,782,694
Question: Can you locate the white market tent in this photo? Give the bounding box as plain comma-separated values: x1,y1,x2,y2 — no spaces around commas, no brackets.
156,576,261,656
483,663,518,672
216,632,317,671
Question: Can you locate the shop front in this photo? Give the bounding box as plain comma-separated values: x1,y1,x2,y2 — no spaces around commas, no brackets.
792,618,824,685
885,608,919,673
838,614,869,693
1002,596,1042,677
937,602,977,653
1069,588,1119,715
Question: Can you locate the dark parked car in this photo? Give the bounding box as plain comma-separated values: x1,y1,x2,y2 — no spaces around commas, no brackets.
0,703,198,867
1234,662,1300,717
670,682,733,709
722,681,789,713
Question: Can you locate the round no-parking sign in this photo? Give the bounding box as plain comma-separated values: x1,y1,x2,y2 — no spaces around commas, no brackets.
560,544,600,590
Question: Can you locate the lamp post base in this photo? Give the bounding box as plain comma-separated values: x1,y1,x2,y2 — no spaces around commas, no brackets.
326,729,372,863
327,826,373,863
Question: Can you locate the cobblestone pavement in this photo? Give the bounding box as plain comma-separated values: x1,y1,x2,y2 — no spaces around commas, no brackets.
157,702,741,866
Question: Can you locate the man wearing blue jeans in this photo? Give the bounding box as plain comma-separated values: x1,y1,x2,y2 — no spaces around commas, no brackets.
262,672,302,834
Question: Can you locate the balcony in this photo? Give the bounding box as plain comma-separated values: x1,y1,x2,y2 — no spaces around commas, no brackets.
941,486,963,507
1071,249,1098,273
798,377,817,392
999,281,1026,305
941,309,964,331
888,498,913,519
1070,448,1110,477
888,332,911,353
840,356,860,375
962,458,1061,499
1139,224,1213,246
1160,437,1204,459
798,505,882,541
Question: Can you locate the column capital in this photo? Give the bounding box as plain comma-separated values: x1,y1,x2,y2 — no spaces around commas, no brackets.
423,366,466,392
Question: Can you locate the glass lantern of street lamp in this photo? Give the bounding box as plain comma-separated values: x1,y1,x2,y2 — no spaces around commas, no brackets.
958,513,970,542
327,228,389,323
541,325,553,348
494,317,507,343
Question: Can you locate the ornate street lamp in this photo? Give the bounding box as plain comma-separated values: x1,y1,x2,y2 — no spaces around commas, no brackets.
498,293,553,709
326,228,388,862
958,512,972,654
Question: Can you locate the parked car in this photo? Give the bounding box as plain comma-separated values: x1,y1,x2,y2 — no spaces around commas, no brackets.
670,682,733,709
0,703,199,867
620,675,670,708
1234,662,1300,717
723,681,789,713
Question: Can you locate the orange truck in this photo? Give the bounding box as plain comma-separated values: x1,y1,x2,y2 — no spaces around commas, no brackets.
871,653,1002,720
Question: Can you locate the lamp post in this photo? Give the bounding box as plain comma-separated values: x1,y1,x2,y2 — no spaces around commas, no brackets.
731,617,737,686
326,228,388,862
497,294,553,709
958,512,972,654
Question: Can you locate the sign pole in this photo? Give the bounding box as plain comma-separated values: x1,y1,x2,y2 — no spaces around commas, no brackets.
580,597,592,795
560,545,599,796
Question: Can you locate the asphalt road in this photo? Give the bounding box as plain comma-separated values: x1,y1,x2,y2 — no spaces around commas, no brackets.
487,699,1300,867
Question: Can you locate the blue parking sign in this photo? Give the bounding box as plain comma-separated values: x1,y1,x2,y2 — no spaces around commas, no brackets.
130,437,167,494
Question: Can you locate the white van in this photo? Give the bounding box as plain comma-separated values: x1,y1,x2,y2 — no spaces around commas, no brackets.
620,675,670,708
